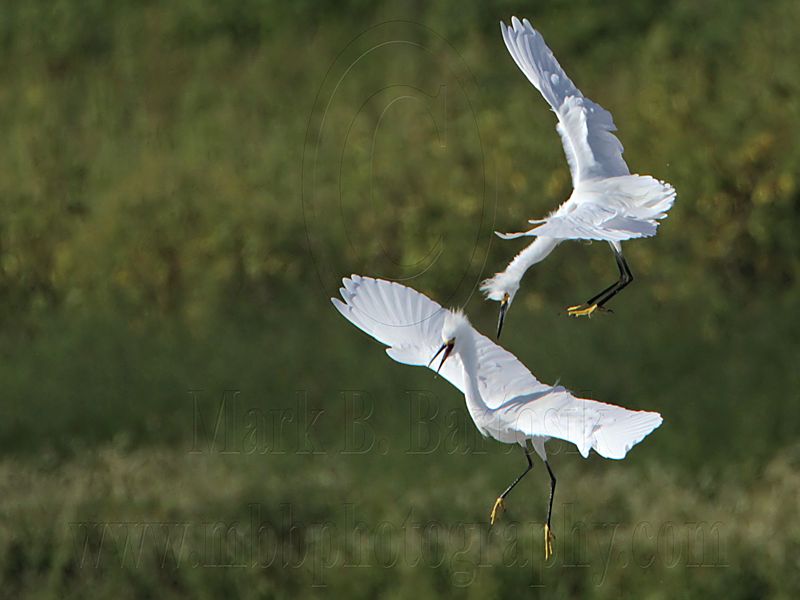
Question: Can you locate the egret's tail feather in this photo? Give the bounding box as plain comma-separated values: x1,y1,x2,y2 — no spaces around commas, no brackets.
605,175,676,223
515,175,676,242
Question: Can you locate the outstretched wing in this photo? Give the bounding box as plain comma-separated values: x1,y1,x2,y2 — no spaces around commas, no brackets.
522,203,657,242
501,17,629,186
500,390,663,459
331,276,549,408
332,275,462,390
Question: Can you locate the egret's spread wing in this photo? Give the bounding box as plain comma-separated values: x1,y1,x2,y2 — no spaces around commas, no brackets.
332,276,549,406
333,277,662,457
501,17,629,185
500,389,663,459
331,275,464,390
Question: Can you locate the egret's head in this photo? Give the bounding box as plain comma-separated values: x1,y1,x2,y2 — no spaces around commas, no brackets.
480,273,520,339
428,310,471,374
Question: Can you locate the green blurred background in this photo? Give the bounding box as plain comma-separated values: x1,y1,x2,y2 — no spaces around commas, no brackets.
1,0,799,597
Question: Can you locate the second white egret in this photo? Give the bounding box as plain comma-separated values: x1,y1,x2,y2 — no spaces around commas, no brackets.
332,275,663,559
483,17,676,336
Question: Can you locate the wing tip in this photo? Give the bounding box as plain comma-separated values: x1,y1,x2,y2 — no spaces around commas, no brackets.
495,229,533,240
593,410,664,460
331,296,349,316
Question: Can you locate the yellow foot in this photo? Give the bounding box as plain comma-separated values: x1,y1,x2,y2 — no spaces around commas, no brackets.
544,523,555,560
489,497,505,526
566,303,599,318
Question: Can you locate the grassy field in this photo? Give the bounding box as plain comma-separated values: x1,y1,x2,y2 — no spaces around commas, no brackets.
5,442,800,598
1,0,800,597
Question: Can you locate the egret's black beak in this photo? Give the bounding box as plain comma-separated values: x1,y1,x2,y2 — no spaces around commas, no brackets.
428,341,454,376
497,294,509,339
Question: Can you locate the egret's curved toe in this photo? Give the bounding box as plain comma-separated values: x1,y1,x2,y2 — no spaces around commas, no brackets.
566,303,598,317
566,303,614,318
489,497,505,526
544,523,555,559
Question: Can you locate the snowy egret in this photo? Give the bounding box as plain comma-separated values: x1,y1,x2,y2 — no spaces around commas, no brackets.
483,17,676,336
332,275,663,559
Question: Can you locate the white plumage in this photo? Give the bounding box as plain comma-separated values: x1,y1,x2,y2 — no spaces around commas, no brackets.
333,275,662,556
332,275,662,459
483,17,677,329
500,18,629,185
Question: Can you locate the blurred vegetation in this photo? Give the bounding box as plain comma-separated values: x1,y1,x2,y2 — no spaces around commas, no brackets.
0,0,799,596
4,442,800,598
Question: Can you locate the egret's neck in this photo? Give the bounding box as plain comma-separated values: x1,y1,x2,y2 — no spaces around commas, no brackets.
505,236,560,282
456,333,491,422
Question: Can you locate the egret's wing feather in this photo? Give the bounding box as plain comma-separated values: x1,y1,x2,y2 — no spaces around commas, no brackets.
511,175,676,241
501,17,629,185
501,389,663,459
332,276,549,405
528,204,657,242
332,276,464,389
334,275,442,347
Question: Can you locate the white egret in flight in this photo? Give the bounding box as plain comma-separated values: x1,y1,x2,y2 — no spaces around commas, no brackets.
332,275,662,559
483,17,676,336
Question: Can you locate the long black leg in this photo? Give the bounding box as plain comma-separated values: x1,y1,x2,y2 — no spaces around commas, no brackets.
567,246,634,316
544,460,557,559
501,446,533,500
583,279,620,307
544,460,557,530
592,250,633,308
490,446,533,526
584,248,628,305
